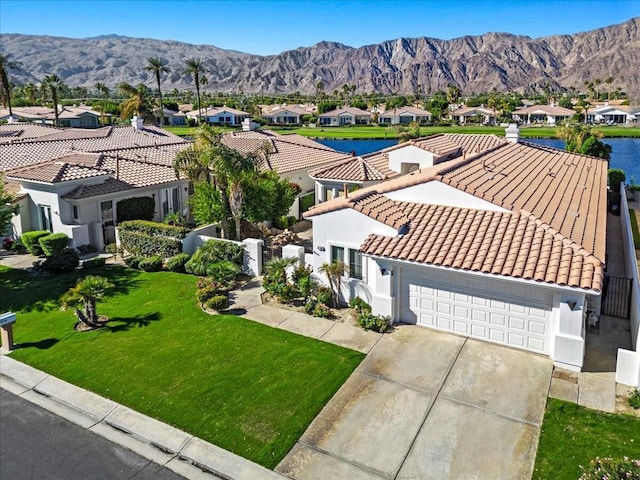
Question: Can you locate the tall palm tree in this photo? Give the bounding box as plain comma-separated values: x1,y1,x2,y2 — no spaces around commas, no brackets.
184,58,206,124
95,82,110,101
144,57,170,123
605,76,614,101
60,275,114,329
117,82,152,121
594,78,602,102
0,52,21,117
23,82,37,105
43,74,64,126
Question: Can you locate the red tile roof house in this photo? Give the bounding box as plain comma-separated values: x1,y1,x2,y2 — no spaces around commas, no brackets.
378,106,432,125
304,125,607,371
260,104,315,125
450,106,496,125
511,104,577,125
185,106,251,126
1,117,191,249
220,127,351,217
318,107,372,126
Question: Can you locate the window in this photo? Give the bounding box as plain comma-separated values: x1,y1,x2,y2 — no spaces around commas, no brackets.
72,205,79,220
330,245,344,264
161,186,181,216
38,205,52,231
349,249,363,280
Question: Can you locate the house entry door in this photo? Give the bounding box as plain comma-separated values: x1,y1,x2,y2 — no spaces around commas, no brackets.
100,201,116,246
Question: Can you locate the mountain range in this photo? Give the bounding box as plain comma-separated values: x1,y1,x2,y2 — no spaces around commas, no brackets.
1,17,638,98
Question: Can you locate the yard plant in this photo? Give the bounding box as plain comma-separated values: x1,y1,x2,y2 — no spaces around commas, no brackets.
0,265,363,468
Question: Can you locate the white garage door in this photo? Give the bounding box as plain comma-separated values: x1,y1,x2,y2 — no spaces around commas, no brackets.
400,269,553,354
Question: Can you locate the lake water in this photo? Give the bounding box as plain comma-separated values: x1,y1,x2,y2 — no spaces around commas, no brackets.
318,137,640,183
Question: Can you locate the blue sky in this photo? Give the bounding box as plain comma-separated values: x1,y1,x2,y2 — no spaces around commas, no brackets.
1,0,639,55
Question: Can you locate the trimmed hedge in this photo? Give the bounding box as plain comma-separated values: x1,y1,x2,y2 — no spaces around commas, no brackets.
116,197,155,223
22,230,50,256
82,257,106,269
32,248,79,274
118,230,184,257
165,253,190,273
119,220,190,239
138,255,164,272
39,233,70,256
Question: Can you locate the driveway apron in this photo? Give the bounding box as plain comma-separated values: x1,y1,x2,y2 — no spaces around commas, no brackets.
277,325,552,480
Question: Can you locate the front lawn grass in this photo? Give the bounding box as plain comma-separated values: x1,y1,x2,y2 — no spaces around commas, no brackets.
533,398,640,480
0,265,364,469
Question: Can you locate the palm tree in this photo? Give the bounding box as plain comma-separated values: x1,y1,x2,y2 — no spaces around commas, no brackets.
23,82,37,105
60,275,114,329
0,52,21,117
117,82,152,121
594,78,602,102
319,261,346,308
605,76,614,101
95,82,110,101
144,57,170,123
43,74,64,126
184,58,206,124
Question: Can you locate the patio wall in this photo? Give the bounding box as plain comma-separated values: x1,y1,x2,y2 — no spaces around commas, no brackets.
616,184,640,386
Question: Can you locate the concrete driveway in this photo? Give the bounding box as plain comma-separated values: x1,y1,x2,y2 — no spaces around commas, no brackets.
277,325,552,480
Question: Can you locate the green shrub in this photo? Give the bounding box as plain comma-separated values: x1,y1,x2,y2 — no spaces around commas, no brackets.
628,389,640,409
118,230,184,258
82,257,106,269
349,296,372,313
608,169,626,193
104,243,118,254
118,220,189,238
185,239,245,275
304,298,317,315
206,260,240,285
316,286,333,306
165,253,191,273
32,248,79,274
205,294,229,311
124,256,143,269
292,265,314,299
22,230,50,256
274,282,298,304
196,285,222,303
39,233,70,256
11,239,26,253
274,215,290,229
578,456,640,480
312,302,332,318
164,213,188,227
138,255,164,272
116,197,155,223
358,311,390,333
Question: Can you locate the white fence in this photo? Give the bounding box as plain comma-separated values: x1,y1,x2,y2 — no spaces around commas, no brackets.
616,184,640,386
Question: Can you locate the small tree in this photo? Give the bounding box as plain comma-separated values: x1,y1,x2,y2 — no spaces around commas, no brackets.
1,173,19,235
319,261,346,308
60,275,114,329
608,169,626,194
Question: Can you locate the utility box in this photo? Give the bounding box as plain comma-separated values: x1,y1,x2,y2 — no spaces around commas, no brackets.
0,312,16,352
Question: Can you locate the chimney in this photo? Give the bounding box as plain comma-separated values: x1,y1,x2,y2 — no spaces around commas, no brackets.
343,183,348,198
505,123,520,143
131,115,144,130
242,118,259,131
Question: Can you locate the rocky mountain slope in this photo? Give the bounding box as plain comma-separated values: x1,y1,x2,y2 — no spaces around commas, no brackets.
1,18,638,97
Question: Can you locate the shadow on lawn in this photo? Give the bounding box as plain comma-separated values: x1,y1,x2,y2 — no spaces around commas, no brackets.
0,265,141,313
16,338,59,350
103,312,161,333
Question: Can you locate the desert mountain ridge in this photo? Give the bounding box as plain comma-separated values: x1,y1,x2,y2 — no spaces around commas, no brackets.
1,17,638,98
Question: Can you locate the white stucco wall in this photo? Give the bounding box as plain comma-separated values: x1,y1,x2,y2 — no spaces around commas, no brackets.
388,145,436,174
384,181,510,212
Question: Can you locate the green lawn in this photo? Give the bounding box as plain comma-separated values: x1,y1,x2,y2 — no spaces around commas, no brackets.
533,399,640,479
165,124,640,139
0,265,364,469
630,208,640,250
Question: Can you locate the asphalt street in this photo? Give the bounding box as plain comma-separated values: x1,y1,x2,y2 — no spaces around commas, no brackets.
0,388,186,480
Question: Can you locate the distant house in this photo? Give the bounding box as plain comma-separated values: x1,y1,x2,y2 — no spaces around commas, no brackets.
1,118,190,249
450,106,496,125
586,103,639,124
511,105,576,125
319,107,372,126
378,106,432,125
153,107,187,126
186,106,250,126
261,105,315,125
0,105,110,128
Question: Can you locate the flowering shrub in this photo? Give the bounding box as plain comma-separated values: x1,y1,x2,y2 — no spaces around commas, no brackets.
2,237,13,250
578,456,640,480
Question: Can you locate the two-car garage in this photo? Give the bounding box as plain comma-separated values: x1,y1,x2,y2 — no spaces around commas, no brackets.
399,267,554,355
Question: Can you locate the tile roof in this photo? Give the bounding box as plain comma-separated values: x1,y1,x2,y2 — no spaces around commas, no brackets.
360,203,603,292
221,130,349,174
6,157,110,183
378,106,432,117
451,106,495,115
0,123,64,143
309,155,391,182
306,139,607,262
186,106,250,117
512,105,576,116
319,107,372,118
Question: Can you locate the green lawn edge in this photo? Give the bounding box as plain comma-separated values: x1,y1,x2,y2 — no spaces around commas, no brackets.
1,265,364,469
533,398,640,480
629,208,640,250
165,124,640,139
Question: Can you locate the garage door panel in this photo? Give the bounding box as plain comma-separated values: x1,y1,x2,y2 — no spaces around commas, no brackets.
401,269,552,355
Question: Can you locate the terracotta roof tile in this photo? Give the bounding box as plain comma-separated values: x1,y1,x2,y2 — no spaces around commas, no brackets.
360,202,603,292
